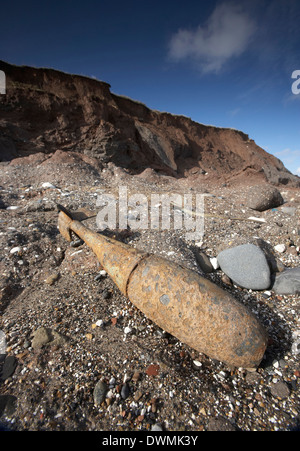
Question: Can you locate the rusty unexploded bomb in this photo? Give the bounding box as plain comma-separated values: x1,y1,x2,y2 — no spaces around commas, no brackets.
58,207,268,368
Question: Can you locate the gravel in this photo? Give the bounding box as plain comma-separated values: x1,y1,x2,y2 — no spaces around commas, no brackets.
0,161,299,431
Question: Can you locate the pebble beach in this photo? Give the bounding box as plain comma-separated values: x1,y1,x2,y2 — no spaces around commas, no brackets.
0,161,299,431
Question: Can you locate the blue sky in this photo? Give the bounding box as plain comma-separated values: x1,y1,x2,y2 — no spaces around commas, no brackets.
1,0,300,175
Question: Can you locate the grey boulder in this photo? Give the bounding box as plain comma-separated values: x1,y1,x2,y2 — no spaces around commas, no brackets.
217,244,271,290
246,185,284,212
272,267,300,295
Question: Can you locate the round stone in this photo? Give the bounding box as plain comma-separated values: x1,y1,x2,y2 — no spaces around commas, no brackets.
217,244,271,290
93,380,108,406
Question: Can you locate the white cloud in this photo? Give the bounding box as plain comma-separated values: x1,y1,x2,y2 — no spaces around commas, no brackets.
275,148,295,156
275,148,300,159
168,2,257,73
227,107,241,117
274,148,300,175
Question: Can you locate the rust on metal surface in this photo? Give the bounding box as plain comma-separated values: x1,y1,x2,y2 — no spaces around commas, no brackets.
127,256,267,368
58,209,147,295
58,208,268,368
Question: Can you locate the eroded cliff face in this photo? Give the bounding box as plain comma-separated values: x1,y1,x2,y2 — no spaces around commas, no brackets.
0,60,299,186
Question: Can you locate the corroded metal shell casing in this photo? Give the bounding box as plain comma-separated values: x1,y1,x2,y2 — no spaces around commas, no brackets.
58,210,268,368
58,212,147,295
127,255,268,368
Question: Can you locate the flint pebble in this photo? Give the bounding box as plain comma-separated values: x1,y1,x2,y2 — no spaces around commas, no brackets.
0,355,17,381
270,381,290,399
151,423,163,431
121,383,130,399
272,267,300,295
194,251,214,273
45,272,60,285
31,326,67,349
10,246,21,254
42,182,56,189
217,244,271,290
0,330,7,355
93,380,108,406
0,395,17,418
291,331,300,356
274,244,286,253
280,206,296,216
246,185,284,212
